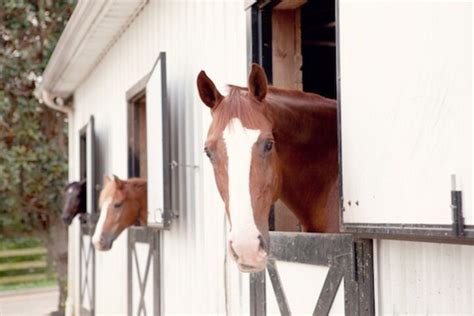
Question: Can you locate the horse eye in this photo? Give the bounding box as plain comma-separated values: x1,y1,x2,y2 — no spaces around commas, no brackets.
263,140,273,153
114,202,123,208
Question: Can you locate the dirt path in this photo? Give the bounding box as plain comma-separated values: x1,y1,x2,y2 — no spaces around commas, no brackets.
0,286,58,316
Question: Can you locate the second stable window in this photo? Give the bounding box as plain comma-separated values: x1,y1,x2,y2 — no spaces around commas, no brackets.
126,52,171,227
128,94,147,179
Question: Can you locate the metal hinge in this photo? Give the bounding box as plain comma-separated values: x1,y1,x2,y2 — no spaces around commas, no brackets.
451,175,465,237
162,208,179,228
170,160,199,170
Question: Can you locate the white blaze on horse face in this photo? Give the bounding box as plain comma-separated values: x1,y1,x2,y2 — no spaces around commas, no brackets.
92,197,111,249
223,118,265,266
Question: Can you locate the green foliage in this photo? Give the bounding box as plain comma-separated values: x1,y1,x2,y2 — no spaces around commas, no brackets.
0,278,56,292
0,236,42,250
0,0,75,235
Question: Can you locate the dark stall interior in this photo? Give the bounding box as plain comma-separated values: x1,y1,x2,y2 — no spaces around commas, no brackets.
301,0,336,98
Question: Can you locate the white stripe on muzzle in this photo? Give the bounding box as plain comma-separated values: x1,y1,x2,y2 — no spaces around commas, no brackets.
223,118,263,262
92,197,111,247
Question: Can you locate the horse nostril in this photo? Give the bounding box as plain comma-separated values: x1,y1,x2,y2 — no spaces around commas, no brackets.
229,241,239,260
258,235,267,252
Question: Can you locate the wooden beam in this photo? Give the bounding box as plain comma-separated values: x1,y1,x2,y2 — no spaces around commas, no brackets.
0,248,46,258
272,9,303,91
0,260,47,272
274,0,307,10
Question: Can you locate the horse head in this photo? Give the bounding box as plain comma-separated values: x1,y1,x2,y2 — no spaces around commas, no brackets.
92,175,147,251
197,64,282,272
62,179,87,225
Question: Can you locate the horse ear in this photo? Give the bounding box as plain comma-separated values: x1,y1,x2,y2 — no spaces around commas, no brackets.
113,175,124,189
80,178,87,186
103,175,111,186
197,71,223,109
248,63,268,102
64,182,74,192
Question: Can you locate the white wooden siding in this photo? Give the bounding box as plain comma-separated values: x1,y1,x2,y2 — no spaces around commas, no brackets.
131,242,155,315
340,0,472,225
69,1,248,315
339,1,474,314
265,262,345,315
375,239,474,315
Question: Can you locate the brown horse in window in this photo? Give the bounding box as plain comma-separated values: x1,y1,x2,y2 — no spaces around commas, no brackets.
197,64,338,272
92,175,147,251
62,180,87,225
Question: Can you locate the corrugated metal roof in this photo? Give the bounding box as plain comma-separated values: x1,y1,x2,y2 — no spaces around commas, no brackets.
37,0,148,99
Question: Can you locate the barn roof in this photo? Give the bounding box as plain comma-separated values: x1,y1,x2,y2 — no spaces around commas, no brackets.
35,0,147,106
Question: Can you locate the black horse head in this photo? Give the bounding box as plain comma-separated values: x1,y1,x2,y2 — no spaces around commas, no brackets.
62,179,87,225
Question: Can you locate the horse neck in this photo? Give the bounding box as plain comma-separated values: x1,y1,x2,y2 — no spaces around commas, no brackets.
138,198,147,225
79,188,87,214
266,88,338,161
126,180,147,225
266,88,339,232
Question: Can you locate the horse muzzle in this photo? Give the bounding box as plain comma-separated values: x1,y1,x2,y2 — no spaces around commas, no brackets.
228,234,268,273
62,215,73,226
92,234,114,251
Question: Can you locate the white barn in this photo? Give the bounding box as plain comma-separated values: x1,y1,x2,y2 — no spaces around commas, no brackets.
37,0,472,315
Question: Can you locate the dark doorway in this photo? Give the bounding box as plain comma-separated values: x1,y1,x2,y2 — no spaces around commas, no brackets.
128,94,147,179
301,0,336,98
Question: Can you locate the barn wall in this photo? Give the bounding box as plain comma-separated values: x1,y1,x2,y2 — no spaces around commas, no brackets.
375,239,474,314
65,1,474,315
68,0,249,315
340,1,472,225
339,1,474,314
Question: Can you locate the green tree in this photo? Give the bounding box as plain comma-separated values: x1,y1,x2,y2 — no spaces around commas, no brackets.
0,0,75,312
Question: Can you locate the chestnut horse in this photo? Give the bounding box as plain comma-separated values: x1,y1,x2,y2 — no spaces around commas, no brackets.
197,64,338,272
62,180,87,225
92,175,147,251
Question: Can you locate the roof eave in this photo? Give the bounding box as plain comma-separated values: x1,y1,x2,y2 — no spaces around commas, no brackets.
36,0,148,106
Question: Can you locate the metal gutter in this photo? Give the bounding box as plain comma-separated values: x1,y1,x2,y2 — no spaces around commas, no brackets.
35,89,72,114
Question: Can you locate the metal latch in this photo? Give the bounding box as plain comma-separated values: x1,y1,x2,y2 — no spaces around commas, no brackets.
450,175,464,237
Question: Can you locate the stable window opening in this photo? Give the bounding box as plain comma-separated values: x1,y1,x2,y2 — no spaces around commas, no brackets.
128,93,148,179
251,0,337,232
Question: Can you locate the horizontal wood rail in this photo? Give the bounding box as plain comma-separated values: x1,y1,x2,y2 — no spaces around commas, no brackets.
0,248,47,258
0,247,49,286
0,260,47,272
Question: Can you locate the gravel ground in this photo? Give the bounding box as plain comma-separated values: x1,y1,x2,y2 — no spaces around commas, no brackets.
0,286,59,316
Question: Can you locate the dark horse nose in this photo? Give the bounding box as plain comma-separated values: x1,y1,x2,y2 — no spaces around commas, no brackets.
62,215,72,225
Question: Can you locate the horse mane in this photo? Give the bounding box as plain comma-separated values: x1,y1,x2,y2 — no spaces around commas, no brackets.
64,181,79,192
98,181,114,207
98,178,146,207
268,87,336,109
227,84,336,108
212,85,336,141
211,86,269,131
126,178,147,188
